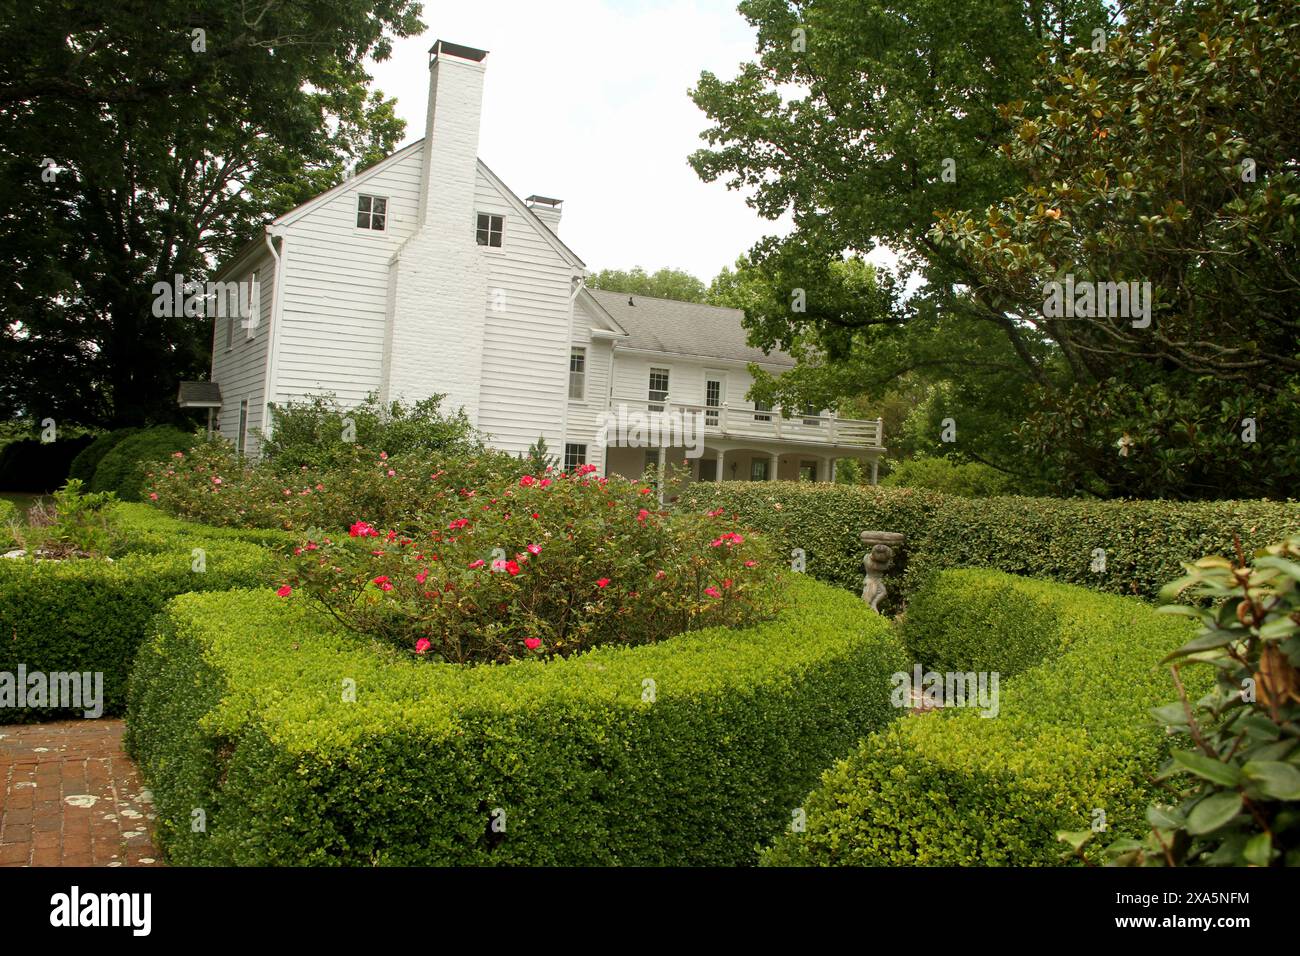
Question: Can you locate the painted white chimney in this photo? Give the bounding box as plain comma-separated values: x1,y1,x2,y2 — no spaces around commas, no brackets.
381,41,492,424
526,195,563,235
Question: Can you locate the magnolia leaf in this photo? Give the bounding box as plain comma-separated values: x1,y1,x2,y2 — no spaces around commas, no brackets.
1172,750,1242,787
1056,829,1092,850
1254,556,1300,582
1161,630,1239,662
1242,760,1300,800
1151,701,1191,726
1186,792,1243,835
1147,804,1183,829
1243,832,1273,866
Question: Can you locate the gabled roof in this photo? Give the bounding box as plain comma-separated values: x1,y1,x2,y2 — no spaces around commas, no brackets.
584,289,794,368
178,381,223,408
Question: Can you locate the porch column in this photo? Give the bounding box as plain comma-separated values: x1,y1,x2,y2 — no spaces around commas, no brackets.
870,457,879,485
829,457,837,483
769,452,779,481
714,448,724,483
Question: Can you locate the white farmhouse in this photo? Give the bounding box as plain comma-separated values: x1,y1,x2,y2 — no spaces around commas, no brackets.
202,40,885,484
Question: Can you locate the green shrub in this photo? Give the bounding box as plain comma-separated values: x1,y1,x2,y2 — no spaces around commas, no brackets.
261,392,480,472
10,480,122,557
284,469,781,663
0,435,95,492
678,481,1300,607
69,428,140,483
127,574,907,865
110,501,297,551
0,539,274,722
0,498,18,549
90,426,196,501
1092,537,1300,867
881,455,1017,497
147,438,519,534
763,570,1211,866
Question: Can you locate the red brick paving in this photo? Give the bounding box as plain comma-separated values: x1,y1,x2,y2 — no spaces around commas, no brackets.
0,720,160,867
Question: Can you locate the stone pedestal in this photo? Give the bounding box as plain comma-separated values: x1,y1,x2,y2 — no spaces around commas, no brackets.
860,530,905,612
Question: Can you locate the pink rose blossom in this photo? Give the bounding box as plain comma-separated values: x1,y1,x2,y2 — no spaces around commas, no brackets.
415,638,432,655
276,585,292,597
524,637,541,651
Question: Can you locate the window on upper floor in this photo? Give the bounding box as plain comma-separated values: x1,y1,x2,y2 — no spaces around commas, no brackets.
753,399,772,422
476,213,504,247
564,443,587,471
237,399,249,457
569,348,586,400
357,194,387,231
648,367,669,412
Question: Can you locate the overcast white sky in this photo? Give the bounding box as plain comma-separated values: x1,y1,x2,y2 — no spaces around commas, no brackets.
366,0,789,282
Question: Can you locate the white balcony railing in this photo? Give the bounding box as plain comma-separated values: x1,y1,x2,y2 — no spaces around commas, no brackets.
609,398,883,448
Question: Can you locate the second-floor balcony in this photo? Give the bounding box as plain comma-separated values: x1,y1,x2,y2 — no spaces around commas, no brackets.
608,397,884,450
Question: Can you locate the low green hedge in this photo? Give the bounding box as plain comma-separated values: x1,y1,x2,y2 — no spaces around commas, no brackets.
111,501,297,551
678,482,1300,607
0,540,275,722
763,569,1210,866
126,574,908,866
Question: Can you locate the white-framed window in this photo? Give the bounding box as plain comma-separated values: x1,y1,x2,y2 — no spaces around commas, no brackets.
753,399,772,422
356,194,387,231
244,270,259,340
750,458,769,481
704,371,725,426
476,213,504,247
648,367,669,412
799,461,818,481
802,403,822,426
564,442,587,471
569,348,586,400
237,399,249,456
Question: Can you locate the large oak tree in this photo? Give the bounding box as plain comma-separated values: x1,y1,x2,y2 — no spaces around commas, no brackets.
0,0,422,427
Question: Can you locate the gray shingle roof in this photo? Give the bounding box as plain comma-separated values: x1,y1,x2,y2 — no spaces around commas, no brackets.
586,288,794,367
177,381,223,407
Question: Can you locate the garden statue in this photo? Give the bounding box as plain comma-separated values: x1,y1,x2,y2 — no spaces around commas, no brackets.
859,530,905,612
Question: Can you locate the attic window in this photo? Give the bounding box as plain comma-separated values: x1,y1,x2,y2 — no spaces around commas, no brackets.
357,194,387,231
476,213,504,247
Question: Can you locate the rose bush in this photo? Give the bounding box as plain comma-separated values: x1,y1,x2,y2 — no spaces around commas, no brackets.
145,439,520,534
276,465,782,663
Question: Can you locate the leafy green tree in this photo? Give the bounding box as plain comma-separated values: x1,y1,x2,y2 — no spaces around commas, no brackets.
0,0,422,427
690,0,1299,499
586,266,710,303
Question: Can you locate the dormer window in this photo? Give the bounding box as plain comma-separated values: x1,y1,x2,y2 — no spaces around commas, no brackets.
476,213,504,247
357,194,387,231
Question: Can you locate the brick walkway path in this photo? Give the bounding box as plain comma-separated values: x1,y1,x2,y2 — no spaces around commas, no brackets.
0,720,160,867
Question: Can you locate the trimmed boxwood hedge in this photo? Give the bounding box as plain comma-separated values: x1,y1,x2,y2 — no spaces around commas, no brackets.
763,569,1211,866
0,503,285,723
679,481,1300,606
110,501,297,551
0,540,275,723
126,574,908,866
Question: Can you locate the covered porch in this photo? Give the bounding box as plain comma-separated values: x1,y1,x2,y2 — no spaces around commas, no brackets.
604,441,882,485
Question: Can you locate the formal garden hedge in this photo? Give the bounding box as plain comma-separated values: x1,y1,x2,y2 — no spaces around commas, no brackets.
126,573,908,866
679,481,1300,608
0,504,285,722
762,569,1211,866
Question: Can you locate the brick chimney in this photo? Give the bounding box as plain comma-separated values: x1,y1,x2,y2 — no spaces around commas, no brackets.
382,40,492,425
